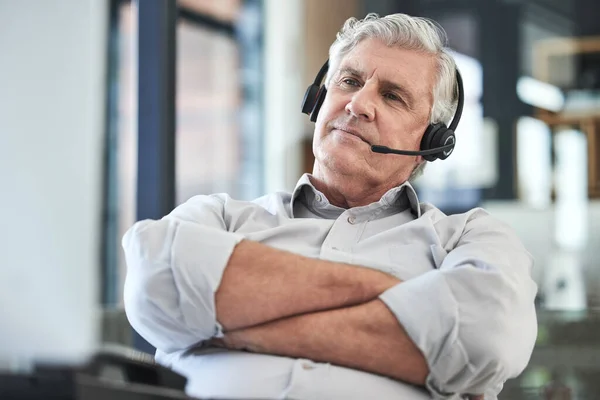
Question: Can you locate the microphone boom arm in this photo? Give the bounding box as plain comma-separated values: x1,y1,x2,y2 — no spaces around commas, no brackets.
370,143,454,156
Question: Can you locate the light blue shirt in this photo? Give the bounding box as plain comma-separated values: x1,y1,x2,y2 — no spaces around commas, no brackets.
123,174,538,399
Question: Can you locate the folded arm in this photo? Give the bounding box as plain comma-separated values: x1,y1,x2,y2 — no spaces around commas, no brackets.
123,194,399,353
123,197,536,398
212,298,429,386
210,300,483,399
379,209,538,398
215,240,399,331
210,209,535,399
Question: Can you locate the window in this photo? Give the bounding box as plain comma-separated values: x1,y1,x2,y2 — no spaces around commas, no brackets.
105,0,263,306
176,20,242,203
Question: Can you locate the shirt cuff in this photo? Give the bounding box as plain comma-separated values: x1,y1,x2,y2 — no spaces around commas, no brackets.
170,220,245,338
379,270,467,398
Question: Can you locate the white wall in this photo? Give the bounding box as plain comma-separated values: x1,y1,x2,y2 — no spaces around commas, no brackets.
263,0,305,193
0,0,107,367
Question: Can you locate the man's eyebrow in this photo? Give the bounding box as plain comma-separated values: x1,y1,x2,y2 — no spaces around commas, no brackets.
336,66,415,107
337,66,363,78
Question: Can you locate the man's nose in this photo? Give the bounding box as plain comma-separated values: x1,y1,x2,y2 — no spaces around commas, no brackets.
345,87,376,121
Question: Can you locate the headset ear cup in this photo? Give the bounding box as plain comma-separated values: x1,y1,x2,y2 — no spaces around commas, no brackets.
302,84,320,115
421,123,444,162
310,87,327,122
435,130,456,160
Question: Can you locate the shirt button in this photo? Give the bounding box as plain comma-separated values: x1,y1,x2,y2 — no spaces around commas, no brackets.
315,194,322,202
302,362,314,370
347,216,356,224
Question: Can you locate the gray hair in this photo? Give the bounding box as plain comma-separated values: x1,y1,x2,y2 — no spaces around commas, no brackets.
326,13,458,126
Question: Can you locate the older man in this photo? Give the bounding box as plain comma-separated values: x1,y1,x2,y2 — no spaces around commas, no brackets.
123,13,537,400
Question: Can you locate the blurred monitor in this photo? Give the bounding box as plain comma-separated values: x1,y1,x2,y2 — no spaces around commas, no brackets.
0,0,107,368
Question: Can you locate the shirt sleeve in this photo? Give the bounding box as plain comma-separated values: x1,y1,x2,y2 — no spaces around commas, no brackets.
122,194,244,353
379,208,538,398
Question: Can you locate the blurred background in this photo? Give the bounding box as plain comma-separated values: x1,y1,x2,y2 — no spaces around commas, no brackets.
1,0,600,398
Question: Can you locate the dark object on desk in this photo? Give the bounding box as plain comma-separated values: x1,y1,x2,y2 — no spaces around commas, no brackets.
0,346,190,400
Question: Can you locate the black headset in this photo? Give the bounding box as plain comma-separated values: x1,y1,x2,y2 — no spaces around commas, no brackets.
301,59,465,162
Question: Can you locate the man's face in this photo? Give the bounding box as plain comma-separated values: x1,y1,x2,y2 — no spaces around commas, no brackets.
312,38,437,187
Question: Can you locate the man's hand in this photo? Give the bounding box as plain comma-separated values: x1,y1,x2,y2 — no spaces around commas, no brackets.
206,332,253,352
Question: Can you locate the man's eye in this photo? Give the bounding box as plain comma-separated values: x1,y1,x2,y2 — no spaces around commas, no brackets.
384,92,401,102
341,78,359,87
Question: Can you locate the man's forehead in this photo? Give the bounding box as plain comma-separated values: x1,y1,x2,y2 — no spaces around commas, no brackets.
338,58,396,79
336,57,413,89
335,43,435,96
337,50,409,80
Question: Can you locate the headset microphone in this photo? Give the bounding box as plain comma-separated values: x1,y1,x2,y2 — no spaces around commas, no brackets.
302,59,464,162
371,138,455,156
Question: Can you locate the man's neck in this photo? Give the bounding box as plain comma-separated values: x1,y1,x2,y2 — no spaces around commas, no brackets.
309,168,401,209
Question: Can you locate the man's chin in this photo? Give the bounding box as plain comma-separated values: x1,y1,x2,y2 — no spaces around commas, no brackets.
319,153,369,177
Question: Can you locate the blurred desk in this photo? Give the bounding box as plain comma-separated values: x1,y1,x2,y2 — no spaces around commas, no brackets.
0,372,192,400
0,347,191,400
501,309,600,399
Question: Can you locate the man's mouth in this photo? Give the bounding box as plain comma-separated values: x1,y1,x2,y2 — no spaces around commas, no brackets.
334,127,371,145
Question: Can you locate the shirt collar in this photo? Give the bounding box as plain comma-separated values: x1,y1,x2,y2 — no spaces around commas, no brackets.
290,173,421,218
